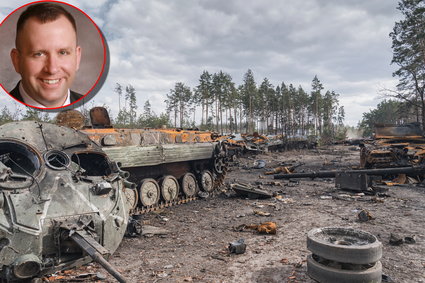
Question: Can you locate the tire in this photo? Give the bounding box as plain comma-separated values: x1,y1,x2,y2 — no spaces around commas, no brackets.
307,255,382,283
307,227,382,264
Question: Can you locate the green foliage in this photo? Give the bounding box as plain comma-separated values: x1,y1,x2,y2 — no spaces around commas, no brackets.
195,71,213,127
334,126,348,141
113,84,138,128
240,69,257,133
358,100,405,137
125,85,138,127
21,107,51,122
138,112,170,128
0,107,14,125
390,0,425,129
136,100,171,128
166,82,193,128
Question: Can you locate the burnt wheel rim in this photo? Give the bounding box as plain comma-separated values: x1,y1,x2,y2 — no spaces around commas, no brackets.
181,173,197,197
160,175,179,201
139,179,160,206
200,170,214,192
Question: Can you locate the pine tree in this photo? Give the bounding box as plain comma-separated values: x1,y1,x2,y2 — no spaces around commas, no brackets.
241,69,257,133
390,0,425,129
195,71,213,127
311,75,323,135
166,82,192,128
125,85,138,127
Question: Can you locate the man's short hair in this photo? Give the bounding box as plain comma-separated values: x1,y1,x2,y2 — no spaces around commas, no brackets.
16,3,77,47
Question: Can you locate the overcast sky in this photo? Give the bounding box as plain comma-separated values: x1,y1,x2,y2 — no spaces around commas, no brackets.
0,0,402,126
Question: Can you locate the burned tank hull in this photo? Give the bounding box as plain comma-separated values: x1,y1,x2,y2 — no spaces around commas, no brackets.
0,121,132,281
80,128,227,213
360,123,425,168
56,107,229,214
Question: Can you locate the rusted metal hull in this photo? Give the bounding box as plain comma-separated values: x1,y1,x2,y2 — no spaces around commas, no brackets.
360,123,425,168
101,143,215,168
77,107,229,216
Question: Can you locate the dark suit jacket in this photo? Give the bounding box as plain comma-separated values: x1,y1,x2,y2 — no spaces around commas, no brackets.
10,82,83,106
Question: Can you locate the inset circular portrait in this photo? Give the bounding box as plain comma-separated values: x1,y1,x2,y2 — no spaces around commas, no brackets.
0,1,108,110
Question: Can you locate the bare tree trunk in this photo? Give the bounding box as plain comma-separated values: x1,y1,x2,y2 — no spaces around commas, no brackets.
234,108,238,134
215,97,219,132
239,105,243,133
205,101,209,127
201,99,205,126
224,108,229,133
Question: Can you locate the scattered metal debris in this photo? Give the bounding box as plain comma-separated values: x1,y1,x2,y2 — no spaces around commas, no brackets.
253,210,271,216
275,196,295,204
404,236,416,244
228,239,247,254
265,163,303,175
382,273,393,282
275,166,425,191
357,209,374,222
239,222,277,235
389,233,404,246
141,225,170,237
230,183,272,199
253,160,266,169
389,233,416,245
266,181,282,186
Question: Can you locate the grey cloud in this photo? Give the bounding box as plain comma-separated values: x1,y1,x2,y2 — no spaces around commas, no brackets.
0,0,401,126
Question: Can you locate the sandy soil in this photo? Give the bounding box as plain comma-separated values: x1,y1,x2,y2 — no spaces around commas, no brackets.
68,145,425,282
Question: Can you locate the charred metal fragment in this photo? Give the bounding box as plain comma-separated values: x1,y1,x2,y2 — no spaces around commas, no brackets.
228,239,246,254
335,173,370,191
274,166,425,180
275,166,425,191
231,183,272,199
69,231,127,283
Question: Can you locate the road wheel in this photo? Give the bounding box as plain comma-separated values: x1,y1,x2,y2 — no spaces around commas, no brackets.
159,175,179,201
139,178,160,206
199,170,214,192
213,158,225,174
124,187,138,210
181,173,198,197
307,255,382,283
307,227,382,264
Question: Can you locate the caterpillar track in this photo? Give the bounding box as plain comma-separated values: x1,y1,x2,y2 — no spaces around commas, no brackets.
57,107,229,216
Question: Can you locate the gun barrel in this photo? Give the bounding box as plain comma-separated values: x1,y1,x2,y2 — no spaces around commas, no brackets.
274,166,425,180
69,232,128,283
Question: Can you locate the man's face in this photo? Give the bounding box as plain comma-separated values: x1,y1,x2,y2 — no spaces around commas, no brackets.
11,15,81,107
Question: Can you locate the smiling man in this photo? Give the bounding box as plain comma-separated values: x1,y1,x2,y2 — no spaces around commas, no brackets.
10,3,82,108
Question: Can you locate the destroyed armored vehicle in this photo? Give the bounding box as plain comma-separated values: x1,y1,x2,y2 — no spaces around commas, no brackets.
0,120,133,281
218,133,317,157
360,123,425,168
57,107,229,215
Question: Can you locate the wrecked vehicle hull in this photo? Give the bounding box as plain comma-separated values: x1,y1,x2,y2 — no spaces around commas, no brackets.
60,107,229,215
0,121,132,281
360,123,425,168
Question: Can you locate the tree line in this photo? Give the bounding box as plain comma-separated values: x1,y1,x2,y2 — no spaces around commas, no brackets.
166,69,346,141
0,71,346,143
